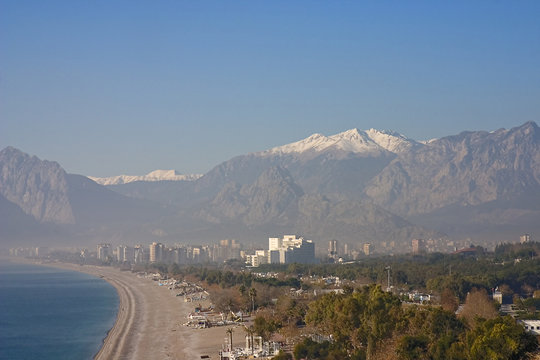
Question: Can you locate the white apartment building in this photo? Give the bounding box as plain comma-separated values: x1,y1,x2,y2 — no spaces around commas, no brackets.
134,245,145,263
97,243,111,261
267,235,316,264
116,245,134,263
246,250,269,267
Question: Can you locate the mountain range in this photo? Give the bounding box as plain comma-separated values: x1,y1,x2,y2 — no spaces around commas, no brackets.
1,121,539,253
89,170,202,185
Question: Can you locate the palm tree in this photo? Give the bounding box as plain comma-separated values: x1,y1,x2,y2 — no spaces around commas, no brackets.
226,327,234,351
244,325,255,355
249,287,257,314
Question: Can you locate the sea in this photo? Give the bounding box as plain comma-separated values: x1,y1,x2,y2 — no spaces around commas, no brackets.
0,261,119,360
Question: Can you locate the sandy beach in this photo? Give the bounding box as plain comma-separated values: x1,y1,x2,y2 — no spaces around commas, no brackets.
41,263,242,360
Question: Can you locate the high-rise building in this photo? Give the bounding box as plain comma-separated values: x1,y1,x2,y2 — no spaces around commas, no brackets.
149,242,163,263
412,239,425,254
123,246,134,263
97,244,111,261
268,250,281,264
172,247,188,264
328,240,338,258
35,247,49,257
216,239,242,261
267,235,316,264
192,247,202,263
116,245,127,262
268,237,282,251
520,234,531,244
134,245,145,263
363,243,371,256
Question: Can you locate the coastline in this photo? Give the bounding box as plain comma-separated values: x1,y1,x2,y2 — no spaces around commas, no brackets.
42,263,201,359
90,265,136,360
6,259,233,359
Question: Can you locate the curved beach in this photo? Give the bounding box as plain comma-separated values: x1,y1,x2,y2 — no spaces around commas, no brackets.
7,260,237,359
51,264,206,359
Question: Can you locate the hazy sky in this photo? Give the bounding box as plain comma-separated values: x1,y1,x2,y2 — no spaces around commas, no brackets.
1,1,539,177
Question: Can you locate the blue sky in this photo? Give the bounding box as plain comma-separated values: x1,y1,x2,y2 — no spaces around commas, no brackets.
1,1,539,176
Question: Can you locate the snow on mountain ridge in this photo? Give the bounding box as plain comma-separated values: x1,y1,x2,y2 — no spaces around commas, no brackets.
89,170,202,185
365,128,422,153
327,128,381,153
262,128,421,156
266,133,333,154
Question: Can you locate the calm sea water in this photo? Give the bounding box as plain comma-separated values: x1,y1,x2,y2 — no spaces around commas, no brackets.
0,261,119,360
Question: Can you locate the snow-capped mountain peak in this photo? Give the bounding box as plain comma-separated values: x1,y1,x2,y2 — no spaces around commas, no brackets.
262,127,421,156
336,128,362,139
89,170,202,185
264,133,332,154
365,128,422,153
327,128,380,153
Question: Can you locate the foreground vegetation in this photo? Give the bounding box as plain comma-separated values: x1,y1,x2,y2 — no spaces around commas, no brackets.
297,284,537,360
81,242,529,358
134,242,540,359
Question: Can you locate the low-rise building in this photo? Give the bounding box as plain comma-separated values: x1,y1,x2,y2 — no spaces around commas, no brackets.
519,320,540,335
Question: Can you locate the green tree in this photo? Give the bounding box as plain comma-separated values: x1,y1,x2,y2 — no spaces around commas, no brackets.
294,338,323,360
249,287,257,313
397,307,466,360
254,315,280,342
271,350,293,360
397,335,429,360
358,285,402,359
305,284,401,359
466,316,538,360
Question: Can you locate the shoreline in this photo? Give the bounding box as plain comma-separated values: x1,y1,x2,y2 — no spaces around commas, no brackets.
45,263,200,359
90,266,135,359
4,258,234,359
4,259,141,359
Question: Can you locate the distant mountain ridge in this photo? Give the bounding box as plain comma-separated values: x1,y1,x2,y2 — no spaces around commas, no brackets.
260,128,422,156
194,166,435,246
92,127,418,185
106,121,540,247
89,170,202,185
0,146,75,224
0,147,167,246
365,121,540,216
2,121,539,250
